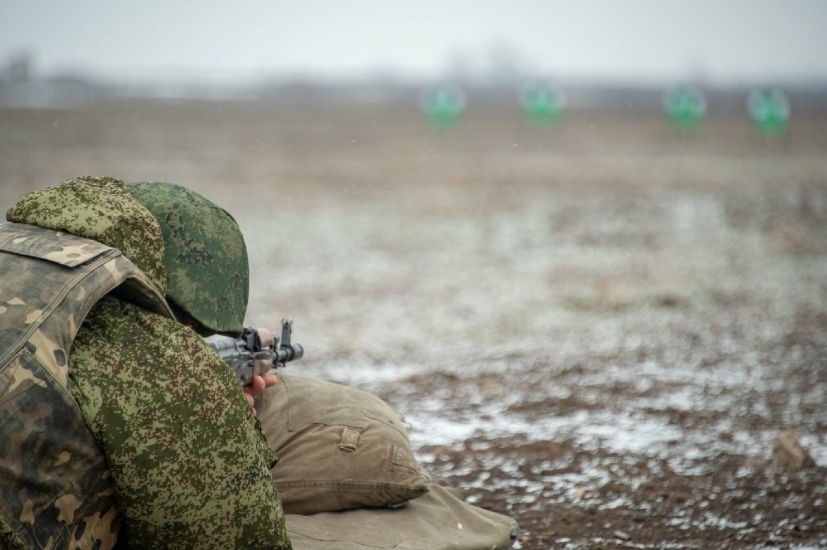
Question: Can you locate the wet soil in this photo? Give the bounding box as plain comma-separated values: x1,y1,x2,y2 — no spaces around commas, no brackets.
2,99,827,548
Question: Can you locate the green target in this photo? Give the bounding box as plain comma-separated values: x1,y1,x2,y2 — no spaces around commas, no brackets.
748,88,790,137
663,86,706,132
418,85,467,129
519,82,565,126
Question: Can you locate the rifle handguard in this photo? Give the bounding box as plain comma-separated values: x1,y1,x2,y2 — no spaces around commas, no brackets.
204,319,303,386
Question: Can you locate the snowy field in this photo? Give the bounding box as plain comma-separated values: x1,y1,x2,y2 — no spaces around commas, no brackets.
2,99,827,548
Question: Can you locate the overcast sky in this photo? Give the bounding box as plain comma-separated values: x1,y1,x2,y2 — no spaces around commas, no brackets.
1,0,826,84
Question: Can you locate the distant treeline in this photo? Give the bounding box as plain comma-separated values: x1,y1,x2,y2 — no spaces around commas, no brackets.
1,74,825,114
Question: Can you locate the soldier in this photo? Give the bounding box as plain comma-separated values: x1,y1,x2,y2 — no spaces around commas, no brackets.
0,177,290,549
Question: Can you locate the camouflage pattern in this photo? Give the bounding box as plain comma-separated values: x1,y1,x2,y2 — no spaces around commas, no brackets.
127,182,249,336
0,223,173,550
2,176,291,549
71,296,290,549
0,507,27,550
6,176,168,295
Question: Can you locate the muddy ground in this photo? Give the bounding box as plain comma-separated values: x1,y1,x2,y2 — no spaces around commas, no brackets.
2,98,827,548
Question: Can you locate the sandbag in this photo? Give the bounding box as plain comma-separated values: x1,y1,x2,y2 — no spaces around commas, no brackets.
258,374,431,514
285,485,518,550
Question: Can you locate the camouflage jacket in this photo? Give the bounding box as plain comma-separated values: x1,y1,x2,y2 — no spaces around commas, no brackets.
0,222,173,550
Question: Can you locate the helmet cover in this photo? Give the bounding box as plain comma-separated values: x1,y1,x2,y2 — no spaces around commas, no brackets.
126,182,249,336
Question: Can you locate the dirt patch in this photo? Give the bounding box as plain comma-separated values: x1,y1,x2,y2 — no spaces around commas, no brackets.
2,100,827,548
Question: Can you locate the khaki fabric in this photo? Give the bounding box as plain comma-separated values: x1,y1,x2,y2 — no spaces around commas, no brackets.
285,485,518,550
258,375,431,514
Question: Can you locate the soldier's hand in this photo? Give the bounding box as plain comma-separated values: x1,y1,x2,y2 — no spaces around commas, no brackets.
243,374,278,416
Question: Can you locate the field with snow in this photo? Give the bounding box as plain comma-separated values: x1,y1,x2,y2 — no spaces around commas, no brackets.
2,98,827,548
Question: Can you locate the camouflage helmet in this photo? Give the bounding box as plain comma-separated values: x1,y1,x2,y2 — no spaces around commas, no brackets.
126,182,249,337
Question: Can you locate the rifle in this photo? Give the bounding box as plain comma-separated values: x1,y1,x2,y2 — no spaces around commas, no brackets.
204,319,304,386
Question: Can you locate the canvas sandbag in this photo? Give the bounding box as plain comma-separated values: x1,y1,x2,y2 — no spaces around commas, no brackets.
285,484,518,550
257,374,431,514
